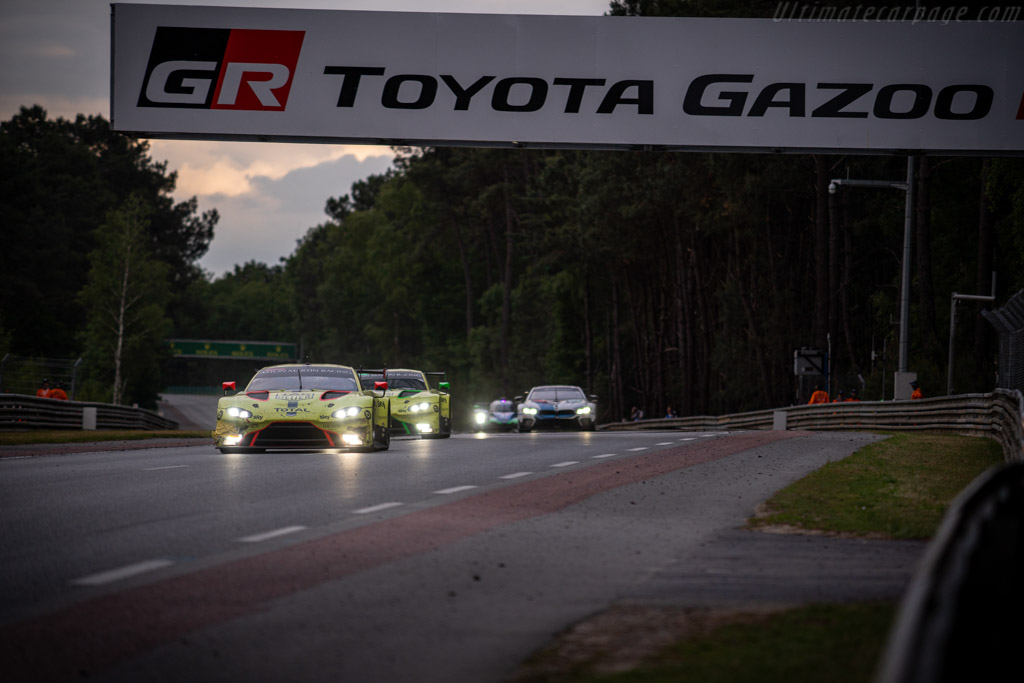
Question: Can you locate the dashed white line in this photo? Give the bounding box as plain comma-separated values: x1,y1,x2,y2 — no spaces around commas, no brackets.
655,442,674,446
434,485,478,495
500,472,533,479
551,461,579,468
354,502,403,515
592,453,617,459
238,525,306,543
627,447,648,452
144,465,188,471
72,559,174,586
679,438,697,441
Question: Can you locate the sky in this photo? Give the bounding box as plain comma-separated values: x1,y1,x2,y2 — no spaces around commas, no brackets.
0,0,611,277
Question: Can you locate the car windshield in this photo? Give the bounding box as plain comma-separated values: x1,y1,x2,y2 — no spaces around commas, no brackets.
489,399,514,412
529,387,585,401
357,371,428,391
246,366,359,392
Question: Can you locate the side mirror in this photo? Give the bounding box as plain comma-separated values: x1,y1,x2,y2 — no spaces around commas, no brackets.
514,395,523,403
589,394,599,402
439,381,450,393
374,381,388,393
222,381,236,395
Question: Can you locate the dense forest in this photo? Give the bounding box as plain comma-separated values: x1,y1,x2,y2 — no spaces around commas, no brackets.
2,1,1022,421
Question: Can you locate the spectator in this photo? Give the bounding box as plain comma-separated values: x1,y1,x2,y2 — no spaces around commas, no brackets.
664,405,678,418
911,381,923,400
36,378,50,398
832,390,845,403
630,405,644,421
48,382,69,401
808,385,829,404
845,389,861,402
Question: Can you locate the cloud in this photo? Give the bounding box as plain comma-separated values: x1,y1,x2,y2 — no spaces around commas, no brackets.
149,140,395,200
198,152,395,277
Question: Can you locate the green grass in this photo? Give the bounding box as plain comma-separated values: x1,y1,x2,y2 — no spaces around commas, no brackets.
749,432,1004,539
597,602,894,683
0,429,209,446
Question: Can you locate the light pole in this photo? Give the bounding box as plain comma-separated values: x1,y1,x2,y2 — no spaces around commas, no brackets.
830,156,916,399
947,273,996,395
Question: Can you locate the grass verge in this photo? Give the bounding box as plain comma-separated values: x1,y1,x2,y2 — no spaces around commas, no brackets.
514,432,1005,682
0,429,209,446
749,432,1003,539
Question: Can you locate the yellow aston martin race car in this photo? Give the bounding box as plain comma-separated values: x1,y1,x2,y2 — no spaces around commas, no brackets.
357,368,451,438
213,363,391,453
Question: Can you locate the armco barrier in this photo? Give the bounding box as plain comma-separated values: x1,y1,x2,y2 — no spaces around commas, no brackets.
877,461,1024,683
602,390,1024,464
0,394,178,431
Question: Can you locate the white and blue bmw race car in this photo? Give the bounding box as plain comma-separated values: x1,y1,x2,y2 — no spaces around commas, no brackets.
516,385,597,432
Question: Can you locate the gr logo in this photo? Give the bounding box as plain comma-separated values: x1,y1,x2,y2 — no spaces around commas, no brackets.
138,27,304,110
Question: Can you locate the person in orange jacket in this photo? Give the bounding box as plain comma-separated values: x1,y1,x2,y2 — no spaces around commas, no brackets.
910,381,923,400
36,378,50,398
808,385,829,404
832,390,845,402
48,382,69,401
845,389,861,402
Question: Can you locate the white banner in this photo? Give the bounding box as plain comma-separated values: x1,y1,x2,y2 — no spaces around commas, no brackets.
110,4,1024,154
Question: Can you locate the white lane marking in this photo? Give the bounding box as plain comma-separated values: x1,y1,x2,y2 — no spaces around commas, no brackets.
354,502,403,514
435,485,478,495
592,453,617,459
655,442,673,446
144,465,188,471
238,525,306,543
72,559,174,586
679,438,697,441
627,447,648,452
500,472,533,479
551,461,578,468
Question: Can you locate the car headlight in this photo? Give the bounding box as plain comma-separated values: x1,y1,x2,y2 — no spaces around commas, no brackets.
332,406,361,419
226,407,252,419
522,407,537,415
576,406,591,415
474,412,487,424
408,402,431,413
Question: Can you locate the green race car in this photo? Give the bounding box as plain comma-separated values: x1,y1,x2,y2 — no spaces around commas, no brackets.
213,363,390,453
357,368,451,438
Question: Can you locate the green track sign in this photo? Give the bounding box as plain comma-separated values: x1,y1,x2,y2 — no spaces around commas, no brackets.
166,339,298,360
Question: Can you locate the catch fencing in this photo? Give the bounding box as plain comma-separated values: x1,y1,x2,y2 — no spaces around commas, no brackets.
0,394,178,431
603,390,1024,464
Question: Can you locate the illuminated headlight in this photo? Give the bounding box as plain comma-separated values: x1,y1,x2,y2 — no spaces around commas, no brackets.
332,406,361,419
342,433,363,446
408,402,431,413
226,407,252,419
522,407,538,415
416,423,433,433
576,406,591,415
474,412,487,424
223,435,243,446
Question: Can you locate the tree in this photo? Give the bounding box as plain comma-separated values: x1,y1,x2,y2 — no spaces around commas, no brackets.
78,196,170,406
0,106,216,358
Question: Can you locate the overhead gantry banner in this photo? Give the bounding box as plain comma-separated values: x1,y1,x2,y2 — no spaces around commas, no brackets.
110,4,1024,154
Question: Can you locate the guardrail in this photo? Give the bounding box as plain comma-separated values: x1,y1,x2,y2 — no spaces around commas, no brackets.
0,394,178,431
602,390,1024,464
877,460,1024,683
